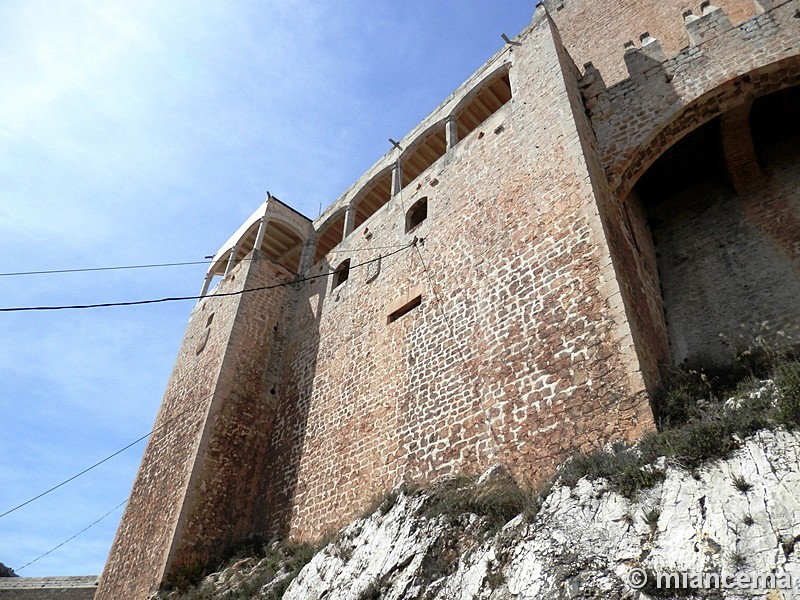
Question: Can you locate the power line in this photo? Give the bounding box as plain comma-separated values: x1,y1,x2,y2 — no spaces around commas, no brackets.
0,373,227,521
0,245,412,279
0,432,152,519
0,244,414,313
4,239,421,569
16,500,127,572
3,378,228,569
0,242,416,518
0,260,211,278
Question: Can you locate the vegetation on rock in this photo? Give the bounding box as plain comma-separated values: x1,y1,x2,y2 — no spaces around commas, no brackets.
160,537,316,600
560,349,800,498
161,348,800,598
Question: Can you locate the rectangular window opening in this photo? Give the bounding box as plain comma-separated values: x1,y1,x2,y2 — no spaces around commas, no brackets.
387,294,422,324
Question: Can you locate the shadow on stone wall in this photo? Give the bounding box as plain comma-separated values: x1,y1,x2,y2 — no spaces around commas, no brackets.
253,258,331,540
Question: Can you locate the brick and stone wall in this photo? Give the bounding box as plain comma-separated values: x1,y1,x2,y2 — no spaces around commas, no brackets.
96,253,294,599
258,11,654,542
96,2,799,597
648,138,800,366
581,1,800,197
581,0,800,382
544,0,758,84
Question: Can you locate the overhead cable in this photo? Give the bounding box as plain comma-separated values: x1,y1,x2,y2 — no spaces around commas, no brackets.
0,243,414,313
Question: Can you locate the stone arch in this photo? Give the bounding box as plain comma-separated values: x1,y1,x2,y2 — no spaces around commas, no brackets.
261,213,309,245
617,55,800,200
207,250,233,280
399,120,447,189
312,207,347,265
450,63,512,142
350,166,393,230
405,196,428,233
617,72,800,373
332,258,350,289
253,219,306,272
203,215,307,291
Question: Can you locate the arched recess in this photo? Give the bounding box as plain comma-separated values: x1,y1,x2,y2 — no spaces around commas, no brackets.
207,251,232,280
619,80,800,373
313,209,346,265
202,215,307,294
239,218,306,273
452,66,512,142
616,55,800,201
401,122,447,189
351,167,393,229
332,259,350,289
405,196,428,233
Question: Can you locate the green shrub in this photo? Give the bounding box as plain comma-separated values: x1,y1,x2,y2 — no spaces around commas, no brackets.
161,537,317,599
163,561,206,591
558,362,787,498
559,443,666,499
775,360,800,429
424,476,526,526
522,481,553,522
419,473,557,532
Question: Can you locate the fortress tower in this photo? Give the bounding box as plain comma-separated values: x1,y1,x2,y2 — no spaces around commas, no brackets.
96,2,800,597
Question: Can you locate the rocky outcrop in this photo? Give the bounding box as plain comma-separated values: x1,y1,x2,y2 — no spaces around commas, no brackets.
173,428,800,599
291,428,800,599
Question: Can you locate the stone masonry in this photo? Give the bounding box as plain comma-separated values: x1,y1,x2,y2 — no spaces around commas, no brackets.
0,576,98,600
96,2,800,598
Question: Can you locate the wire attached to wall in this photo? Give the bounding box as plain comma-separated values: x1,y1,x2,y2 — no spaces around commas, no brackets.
0,241,416,522
0,244,413,279
0,260,211,277
0,243,415,313
2,239,418,572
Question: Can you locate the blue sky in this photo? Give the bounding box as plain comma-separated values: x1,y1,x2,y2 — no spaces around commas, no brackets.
0,1,534,576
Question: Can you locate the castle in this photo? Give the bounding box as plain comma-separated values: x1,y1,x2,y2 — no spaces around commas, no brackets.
96,1,800,597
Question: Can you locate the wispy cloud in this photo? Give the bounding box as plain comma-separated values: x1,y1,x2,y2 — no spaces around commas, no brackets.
0,0,533,576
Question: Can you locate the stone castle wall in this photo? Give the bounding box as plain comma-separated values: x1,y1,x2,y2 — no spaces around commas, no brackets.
543,0,759,84
261,13,654,540
579,0,800,375
96,254,295,599
96,2,800,597
648,138,800,365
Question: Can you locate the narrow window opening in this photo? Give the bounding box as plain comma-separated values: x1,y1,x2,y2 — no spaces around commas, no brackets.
387,294,422,324
333,259,350,289
405,197,428,233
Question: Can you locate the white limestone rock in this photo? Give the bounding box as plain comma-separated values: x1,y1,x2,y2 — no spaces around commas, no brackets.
284,429,800,600
172,429,800,599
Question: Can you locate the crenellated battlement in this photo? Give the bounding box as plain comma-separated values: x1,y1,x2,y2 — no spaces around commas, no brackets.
579,0,800,195
545,0,761,84
683,2,734,45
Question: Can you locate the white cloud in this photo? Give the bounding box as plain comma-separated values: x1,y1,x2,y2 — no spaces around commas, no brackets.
0,0,535,577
